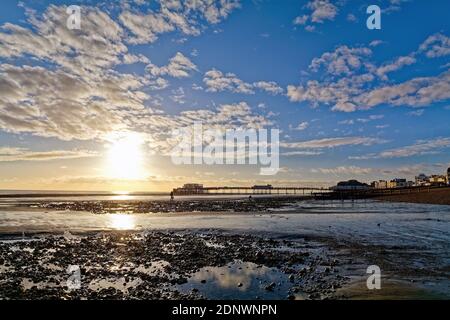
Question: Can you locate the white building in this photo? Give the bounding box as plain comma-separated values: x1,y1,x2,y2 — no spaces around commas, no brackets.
415,173,429,186
372,180,388,189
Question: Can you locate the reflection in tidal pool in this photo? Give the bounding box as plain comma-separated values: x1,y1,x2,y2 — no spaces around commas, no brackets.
177,260,295,299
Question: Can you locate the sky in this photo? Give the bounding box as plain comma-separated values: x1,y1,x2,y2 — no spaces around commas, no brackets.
0,0,450,192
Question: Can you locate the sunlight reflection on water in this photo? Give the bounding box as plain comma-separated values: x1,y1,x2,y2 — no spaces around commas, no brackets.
109,214,135,230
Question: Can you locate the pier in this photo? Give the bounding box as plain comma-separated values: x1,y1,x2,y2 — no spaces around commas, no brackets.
172,184,329,196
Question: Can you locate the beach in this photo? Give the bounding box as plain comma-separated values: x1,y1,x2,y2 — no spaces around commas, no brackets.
0,196,449,300
374,187,450,206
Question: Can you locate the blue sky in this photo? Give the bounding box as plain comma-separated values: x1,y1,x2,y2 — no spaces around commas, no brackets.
0,0,449,191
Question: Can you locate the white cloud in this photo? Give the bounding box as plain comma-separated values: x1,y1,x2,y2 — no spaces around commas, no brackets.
170,87,186,104
204,69,254,94
287,37,450,112
203,69,283,95
146,52,197,78
350,137,450,159
290,69,450,112
286,73,375,112
369,40,384,47
294,121,309,131
293,15,308,25
292,0,338,31
123,53,150,64
313,166,373,175
309,45,372,76
253,81,284,95
119,10,175,44
119,0,240,44
419,33,450,58
0,147,98,162
360,70,450,108
282,137,385,149
0,2,273,161
307,0,338,23
407,109,425,116
376,55,416,80
282,151,323,156
0,5,126,76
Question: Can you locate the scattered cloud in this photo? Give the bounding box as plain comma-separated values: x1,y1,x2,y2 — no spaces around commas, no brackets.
407,109,425,116
350,137,450,159
312,166,373,175
203,69,254,94
170,87,186,104
309,45,372,76
203,69,283,95
293,0,338,27
287,36,450,112
376,55,416,80
282,151,323,156
0,147,98,162
282,137,385,149
294,121,309,131
419,33,450,58
253,81,284,95
146,52,197,78
119,0,241,44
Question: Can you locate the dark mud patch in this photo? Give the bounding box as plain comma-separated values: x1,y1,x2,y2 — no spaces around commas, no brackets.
25,197,305,214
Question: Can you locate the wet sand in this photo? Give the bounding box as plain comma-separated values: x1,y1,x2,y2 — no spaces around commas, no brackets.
374,187,450,206
0,228,448,300
0,230,349,300
1,199,449,300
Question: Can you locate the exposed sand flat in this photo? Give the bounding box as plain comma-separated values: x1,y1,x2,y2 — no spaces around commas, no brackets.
374,187,450,206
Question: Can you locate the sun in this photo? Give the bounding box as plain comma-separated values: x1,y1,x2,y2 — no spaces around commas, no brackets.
105,133,146,180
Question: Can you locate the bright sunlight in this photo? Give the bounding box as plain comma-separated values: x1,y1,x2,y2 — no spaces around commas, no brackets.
105,132,146,180
109,214,136,230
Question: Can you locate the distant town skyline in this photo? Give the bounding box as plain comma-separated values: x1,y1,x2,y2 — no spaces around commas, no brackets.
1,0,450,191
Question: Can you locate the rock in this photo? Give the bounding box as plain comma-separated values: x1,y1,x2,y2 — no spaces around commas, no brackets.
264,282,276,291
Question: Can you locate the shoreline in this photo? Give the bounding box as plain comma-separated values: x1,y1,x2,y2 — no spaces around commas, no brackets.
373,187,450,206
1,228,446,300
1,199,448,300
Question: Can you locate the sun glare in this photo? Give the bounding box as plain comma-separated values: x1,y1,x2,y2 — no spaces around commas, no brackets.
109,214,136,230
106,133,146,180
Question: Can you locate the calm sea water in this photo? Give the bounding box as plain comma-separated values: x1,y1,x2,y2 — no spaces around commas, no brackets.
0,196,448,248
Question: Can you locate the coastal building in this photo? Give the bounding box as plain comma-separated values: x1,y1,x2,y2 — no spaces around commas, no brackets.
332,180,370,191
388,178,409,188
371,180,388,189
415,173,429,186
429,175,447,186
